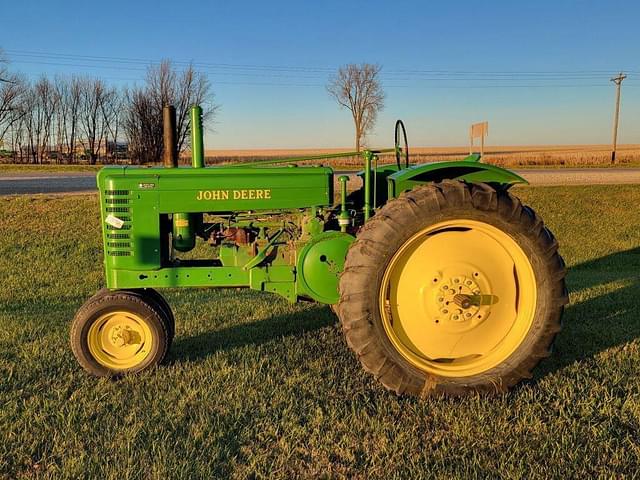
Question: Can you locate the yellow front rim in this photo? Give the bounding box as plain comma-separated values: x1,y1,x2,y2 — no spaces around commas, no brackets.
87,311,153,370
379,219,537,378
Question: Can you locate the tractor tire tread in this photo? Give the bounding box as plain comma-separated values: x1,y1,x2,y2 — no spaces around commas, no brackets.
337,181,567,397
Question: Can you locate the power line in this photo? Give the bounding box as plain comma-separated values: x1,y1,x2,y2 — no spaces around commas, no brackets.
5,49,638,78
10,59,633,87
5,49,637,90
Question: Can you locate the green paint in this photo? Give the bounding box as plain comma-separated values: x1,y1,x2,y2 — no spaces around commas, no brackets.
243,229,284,270
190,105,205,169
386,160,527,199
364,151,372,220
172,213,196,252
97,106,529,304
295,231,354,304
338,175,350,232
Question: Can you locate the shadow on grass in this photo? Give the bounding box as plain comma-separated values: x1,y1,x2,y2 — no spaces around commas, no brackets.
539,246,640,376
168,304,336,364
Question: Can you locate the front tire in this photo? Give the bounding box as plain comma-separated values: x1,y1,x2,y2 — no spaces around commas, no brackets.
71,290,170,377
338,181,567,397
89,287,175,347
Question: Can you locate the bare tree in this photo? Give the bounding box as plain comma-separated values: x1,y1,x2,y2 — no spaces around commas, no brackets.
78,78,118,164
123,87,162,164
2,55,212,165
102,89,124,161
21,77,58,163
0,51,27,156
124,60,216,164
0,78,26,145
327,63,385,151
64,77,83,162
52,77,67,161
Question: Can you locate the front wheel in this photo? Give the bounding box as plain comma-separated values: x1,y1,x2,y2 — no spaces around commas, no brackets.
338,181,567,397
70,290,171,377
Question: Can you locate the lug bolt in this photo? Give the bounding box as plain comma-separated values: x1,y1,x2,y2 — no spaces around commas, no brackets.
452,315,459,320
466,280,472,285
442,309,448,314
454,278,459,283
438,297,444,302
442,285,449,290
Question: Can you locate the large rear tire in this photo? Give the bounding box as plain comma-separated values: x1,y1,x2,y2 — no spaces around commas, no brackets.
337,181,567,397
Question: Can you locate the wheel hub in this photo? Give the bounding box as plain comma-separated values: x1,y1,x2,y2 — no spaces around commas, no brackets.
109,325,139,347
87,311,152,370
431,272,493,333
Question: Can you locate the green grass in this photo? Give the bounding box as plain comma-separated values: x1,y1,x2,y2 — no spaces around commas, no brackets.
1,186,639,478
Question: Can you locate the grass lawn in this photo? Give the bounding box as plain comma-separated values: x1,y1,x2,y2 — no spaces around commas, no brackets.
1,185,639,478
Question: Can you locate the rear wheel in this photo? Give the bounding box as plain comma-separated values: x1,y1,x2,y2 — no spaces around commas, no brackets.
71,290,170,377
338,181,567,397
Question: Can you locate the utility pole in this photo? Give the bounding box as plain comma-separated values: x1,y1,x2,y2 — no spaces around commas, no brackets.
610,72,627,164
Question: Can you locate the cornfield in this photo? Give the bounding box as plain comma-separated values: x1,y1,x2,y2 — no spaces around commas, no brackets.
201,145,640,168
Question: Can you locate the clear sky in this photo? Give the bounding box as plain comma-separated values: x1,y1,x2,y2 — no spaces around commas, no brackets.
2,0,639,149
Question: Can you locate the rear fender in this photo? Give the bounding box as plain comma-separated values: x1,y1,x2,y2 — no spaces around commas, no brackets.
387,161,527,198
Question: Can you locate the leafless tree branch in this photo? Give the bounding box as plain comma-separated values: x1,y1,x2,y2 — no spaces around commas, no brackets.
327,63,385,151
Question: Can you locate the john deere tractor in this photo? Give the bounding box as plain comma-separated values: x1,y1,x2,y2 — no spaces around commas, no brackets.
70,105,567,397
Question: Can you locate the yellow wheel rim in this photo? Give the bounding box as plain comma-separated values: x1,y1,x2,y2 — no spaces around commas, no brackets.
87,311,153,370
379,220,537,378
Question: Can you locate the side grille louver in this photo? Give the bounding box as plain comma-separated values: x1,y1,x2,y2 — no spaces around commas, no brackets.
103,190,133,258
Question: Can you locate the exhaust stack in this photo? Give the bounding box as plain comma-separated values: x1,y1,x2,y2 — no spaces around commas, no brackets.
162,105,178,168
190,105,205,168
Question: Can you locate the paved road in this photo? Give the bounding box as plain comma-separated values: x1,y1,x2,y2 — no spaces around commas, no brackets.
2,168,640,195
512,168,640,186
0,173,96,195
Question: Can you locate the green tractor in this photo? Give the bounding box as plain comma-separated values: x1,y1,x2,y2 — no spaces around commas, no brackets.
71,105,567,397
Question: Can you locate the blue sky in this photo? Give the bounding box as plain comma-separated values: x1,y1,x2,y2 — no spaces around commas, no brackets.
2,0,639,148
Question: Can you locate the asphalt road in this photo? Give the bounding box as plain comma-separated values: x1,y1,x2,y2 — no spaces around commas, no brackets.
1,168,640,196
0,172,96,195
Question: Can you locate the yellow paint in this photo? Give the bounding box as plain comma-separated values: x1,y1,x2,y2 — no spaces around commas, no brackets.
87,311,153,370
196,189,271,201
379,219,537,377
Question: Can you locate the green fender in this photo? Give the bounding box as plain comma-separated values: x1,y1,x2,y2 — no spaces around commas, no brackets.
386,159,527,199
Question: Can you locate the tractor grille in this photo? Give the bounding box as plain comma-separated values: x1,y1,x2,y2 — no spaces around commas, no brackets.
103,189,133,257
106,233,130,239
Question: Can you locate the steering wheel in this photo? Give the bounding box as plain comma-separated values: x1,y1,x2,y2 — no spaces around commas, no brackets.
394,120,409,169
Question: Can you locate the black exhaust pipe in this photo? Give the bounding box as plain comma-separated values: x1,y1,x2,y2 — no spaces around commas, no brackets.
162,105,178,168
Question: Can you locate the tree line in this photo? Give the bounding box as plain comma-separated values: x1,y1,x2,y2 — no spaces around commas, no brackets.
1,49,385,164
0,54,215,164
